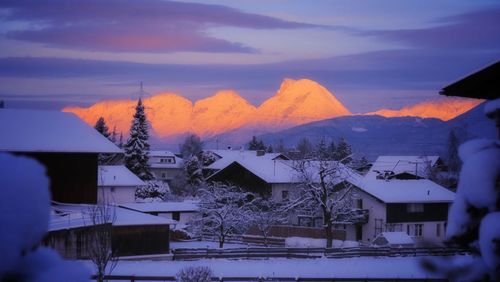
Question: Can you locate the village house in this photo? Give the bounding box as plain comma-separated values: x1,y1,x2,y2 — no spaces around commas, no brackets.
349,178,455,245
46,202,174,258
97,165,145,204
207,154,454,245
204,149,289,174
0,109,122,204
148,150,184,184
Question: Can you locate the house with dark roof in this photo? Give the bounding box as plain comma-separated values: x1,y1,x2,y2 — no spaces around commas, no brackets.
0,109,122,204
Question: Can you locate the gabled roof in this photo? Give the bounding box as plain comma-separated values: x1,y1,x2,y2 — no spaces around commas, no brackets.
120,200,199,213
366,155,440,179
206,149,288,170
356,179,455,203
208,158,358,185
440,61,500,100
98,165,145,187
0,109,121,153
49,202,175,231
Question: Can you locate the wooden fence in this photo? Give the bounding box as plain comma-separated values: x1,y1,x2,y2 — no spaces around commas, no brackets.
92,275,447,282
171,246,469,260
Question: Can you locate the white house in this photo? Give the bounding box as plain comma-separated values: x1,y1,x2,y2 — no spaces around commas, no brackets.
350,178,455,245
148,150,184,184
366,156,443,180
205,149,289,171
97,165,145,204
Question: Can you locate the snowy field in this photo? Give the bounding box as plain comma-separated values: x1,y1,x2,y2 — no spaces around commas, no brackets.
98,256,474,279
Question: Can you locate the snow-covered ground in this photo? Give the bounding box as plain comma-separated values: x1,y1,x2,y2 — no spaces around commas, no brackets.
101,256,473,279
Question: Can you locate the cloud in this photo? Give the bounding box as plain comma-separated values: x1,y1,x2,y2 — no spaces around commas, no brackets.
0,0,323,53
362,7,500,50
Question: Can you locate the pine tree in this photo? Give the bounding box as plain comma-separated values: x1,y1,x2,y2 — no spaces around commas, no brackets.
328,141,336,159
296,137,313,158
109,126,117,144
266,145,273,153
447,129,461,177
180,134,203,159
94,117,113,165
124,98,153,181
334,138,352,164
248,136,265,150
94,117,110,139
315,138,329,160
0,100,4,108
118,133,124,148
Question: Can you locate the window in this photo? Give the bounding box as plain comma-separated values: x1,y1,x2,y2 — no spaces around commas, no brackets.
385,223,403,232
281,190,289,201
172,212,180,221
407,203,424,213
374,218,384,236
355,199,363,209
436,223,441,237
161,172,167,179
407,224,423,237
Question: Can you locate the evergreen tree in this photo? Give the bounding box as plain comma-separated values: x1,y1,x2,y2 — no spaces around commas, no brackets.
333,138,352,164
315,138,329,160
94,117,110,139
180,134,203,159
109,126,117,144
0,100,4,108
94,117,113,165
276,139,286,153
296,137,313,158
328,141,336,159
118,133,124,148
447,129,461,177
124,98,153,181
247,136,266,150
266,145,273,153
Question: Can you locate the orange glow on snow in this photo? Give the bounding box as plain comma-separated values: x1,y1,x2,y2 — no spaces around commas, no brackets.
366,98,483,121
63,79,483,139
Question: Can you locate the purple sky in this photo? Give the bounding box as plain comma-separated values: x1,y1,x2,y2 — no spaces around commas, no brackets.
0,0,499,112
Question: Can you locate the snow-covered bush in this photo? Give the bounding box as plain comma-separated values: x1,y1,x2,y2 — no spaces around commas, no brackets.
135,180,169,202
0,153,89,281
176,266,212,282
424,133,500,280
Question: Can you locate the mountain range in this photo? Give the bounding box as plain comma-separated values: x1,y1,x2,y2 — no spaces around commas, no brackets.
63,78,481,144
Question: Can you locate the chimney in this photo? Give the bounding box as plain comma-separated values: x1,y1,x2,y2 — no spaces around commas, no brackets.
256,150,265,156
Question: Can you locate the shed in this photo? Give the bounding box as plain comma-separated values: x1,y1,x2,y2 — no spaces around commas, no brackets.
0,109,122,204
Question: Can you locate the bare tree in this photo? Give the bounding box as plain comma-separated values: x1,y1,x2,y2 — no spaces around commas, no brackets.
250,199,287,246
86,203,118,282
194,183,255,248
176,266,212,282
285,158,367,248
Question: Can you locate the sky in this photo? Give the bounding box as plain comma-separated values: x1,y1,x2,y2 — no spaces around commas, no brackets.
0,0,499,113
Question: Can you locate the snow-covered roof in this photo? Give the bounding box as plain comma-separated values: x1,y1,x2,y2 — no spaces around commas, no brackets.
149,150,184,168
209,158,358,185
49,202,174,231
206,149,288,170
366,155,441,179
357,179,455,203
120,201,199,213
98,166,145,187
375,232,414,245
0,109,122,153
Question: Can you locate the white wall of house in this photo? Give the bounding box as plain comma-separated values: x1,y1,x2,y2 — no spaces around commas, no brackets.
402,221,447,245
151,167,183,182
355,188,387,243
271,183,296,202
98,186,136,204
157,211,197,225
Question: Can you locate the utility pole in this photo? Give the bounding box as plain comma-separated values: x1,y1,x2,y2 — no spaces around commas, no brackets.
409,161,419,179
